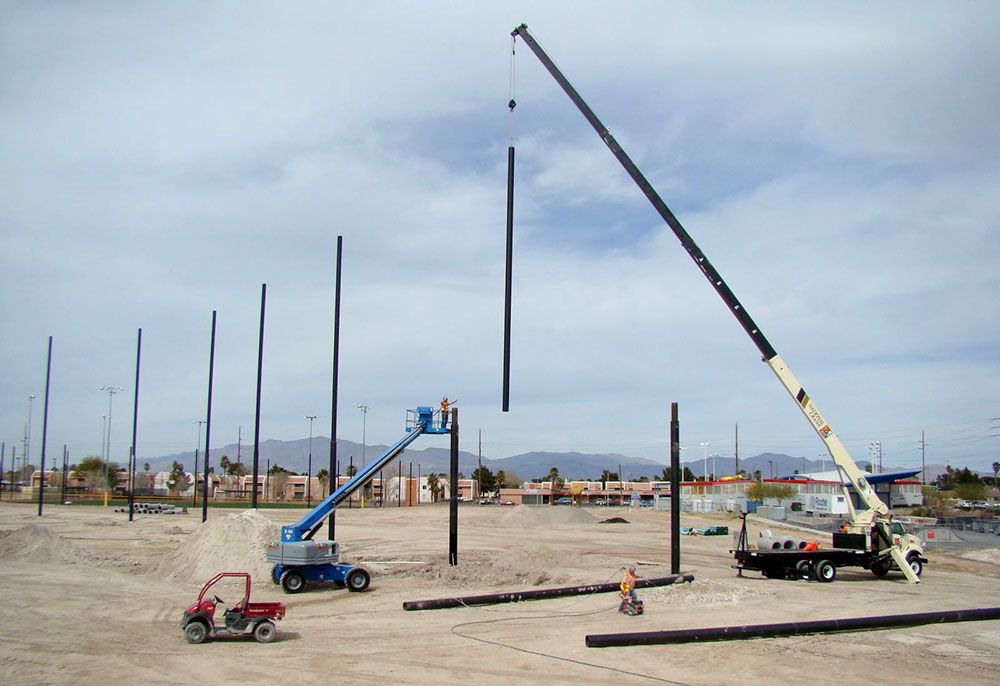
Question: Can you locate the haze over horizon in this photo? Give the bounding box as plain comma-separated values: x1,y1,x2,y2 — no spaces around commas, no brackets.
3,3,998,473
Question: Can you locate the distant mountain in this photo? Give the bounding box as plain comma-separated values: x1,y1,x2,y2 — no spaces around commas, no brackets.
142,437,870,483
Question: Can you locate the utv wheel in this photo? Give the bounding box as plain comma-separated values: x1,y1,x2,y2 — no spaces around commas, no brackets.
906,553,923,578
253,620,277,644
184,621,208,645
281,571,306,594
346,568,370,592
813,559,836,583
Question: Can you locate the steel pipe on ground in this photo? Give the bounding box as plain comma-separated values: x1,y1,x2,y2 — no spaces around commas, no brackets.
403,573,695,611
585,607,1000,647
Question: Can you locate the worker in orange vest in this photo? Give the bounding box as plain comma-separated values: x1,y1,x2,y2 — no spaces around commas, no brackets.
440,397,457,430
619,564,638,612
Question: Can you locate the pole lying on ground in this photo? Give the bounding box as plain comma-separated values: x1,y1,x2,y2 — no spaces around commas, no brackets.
404,573,694,611
585,606,1000,647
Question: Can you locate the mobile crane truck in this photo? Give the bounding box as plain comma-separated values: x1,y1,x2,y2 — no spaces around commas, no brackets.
509,24,925,583
266,406,450,593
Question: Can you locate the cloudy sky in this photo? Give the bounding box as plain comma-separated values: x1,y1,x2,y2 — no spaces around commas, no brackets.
3,2,999,474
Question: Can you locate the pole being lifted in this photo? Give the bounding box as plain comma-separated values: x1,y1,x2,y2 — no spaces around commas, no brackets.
329,236,343,540
252,284,266,508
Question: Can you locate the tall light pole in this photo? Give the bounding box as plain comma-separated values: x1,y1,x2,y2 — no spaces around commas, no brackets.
25,394,36,468
100,386,124,494
357,405,369,465
700,442,710,481
193,420,205,507
305,415,317,507
711,453,719,481
819,452,829,475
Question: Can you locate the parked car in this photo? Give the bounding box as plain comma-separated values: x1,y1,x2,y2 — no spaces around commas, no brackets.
500,500,515,506
593,499,609,506
554,497,573,506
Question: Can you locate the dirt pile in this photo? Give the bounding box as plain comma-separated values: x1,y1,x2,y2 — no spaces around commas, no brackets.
0,524,98,565
959,548,1000,564
644,578,776,607
157,510,279,584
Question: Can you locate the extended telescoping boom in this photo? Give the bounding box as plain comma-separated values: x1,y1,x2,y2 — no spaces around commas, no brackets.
267,406,450,593
510,24,922,582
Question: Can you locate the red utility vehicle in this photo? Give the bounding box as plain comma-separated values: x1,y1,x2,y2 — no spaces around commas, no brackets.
182,572,286,644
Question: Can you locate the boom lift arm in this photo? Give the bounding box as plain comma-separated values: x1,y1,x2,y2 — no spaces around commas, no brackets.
511,24,918,581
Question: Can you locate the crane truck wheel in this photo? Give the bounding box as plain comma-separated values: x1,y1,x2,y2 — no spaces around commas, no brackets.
280,570,306,594
184,620,209,644
346,568,370,592
871,560,891,577
253,620,277,644
795,559,812,579
906,553,923,578
813,560,836,583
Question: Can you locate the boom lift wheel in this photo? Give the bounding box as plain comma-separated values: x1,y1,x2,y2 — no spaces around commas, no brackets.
253,620,277,643
280,570,306,594
346,568,370,592
813,559,836,583
184,620,208,644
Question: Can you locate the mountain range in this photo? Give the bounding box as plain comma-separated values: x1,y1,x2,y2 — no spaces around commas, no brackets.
140,436,931,482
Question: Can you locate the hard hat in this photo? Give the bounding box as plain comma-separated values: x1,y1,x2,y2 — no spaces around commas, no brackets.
628,563,637,572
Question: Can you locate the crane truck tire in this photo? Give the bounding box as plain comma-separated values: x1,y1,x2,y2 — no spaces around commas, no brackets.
184,620,209,644
280,570,306,594
906,553,923,578
346,568,371,592
795,559,812,579
813,560,836,583
253,620,277,643
871,559,891,577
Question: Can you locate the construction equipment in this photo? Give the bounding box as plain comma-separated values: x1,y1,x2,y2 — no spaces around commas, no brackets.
266,406,449,593
181,572,285,644
509,24,925,582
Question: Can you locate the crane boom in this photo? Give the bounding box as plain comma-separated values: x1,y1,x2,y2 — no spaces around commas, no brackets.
511,23,885,523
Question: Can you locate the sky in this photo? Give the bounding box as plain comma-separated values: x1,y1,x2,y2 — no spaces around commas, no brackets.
2,1,999,474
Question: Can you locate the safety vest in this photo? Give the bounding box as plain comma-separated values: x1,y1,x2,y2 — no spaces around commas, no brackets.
621,570,636,593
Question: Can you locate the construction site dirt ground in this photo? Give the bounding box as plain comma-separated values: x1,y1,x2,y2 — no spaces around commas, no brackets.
1,503,998,685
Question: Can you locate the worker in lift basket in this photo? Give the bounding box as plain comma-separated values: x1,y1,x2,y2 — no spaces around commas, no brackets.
440,396,457,429
619,564,638,612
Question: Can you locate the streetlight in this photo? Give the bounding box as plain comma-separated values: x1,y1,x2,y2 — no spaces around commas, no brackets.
357,405,369,501
100,386,124,494
700,442,710,481
193,420,205,507
711,453,719,481
305,415,317,508
25,394,36,469
819,452,829,475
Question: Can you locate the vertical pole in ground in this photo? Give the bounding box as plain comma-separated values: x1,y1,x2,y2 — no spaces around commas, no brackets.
128,328,142,522
37,336,53,516
1,442,4,500
408,462,413,506
203,312,217,523
449,407,459,566
252,284,267,508
329,236,342,540
670,402,681,575
503,146,515,412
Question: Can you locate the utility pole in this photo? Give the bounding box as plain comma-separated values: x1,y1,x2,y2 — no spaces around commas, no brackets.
700,442,710,481
920,431,926,486
100,386,124,496
193,420,205,508
734,423,739,477
25,394,36,473
305,415,317,508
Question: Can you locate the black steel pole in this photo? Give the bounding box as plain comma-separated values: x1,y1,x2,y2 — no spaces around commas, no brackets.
503,145,515,412
203,311,216,523
408,461,413,506
37,336,53,516
585,606,1000,647
404,573,694,611
449,408,459,566
252,284,266,508
348,456,353,509
329,236,342,540
128,328,141,522
670,402,681,575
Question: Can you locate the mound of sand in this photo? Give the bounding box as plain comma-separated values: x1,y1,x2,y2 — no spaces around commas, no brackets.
0,524,97,565
644,578,776,607
959,548,1000,564
158,510,279,584
471,505,597,529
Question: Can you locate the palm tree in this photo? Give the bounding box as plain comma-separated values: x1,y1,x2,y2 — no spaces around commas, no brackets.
316,468,330,497
494,470,507,491
426,473,441,502
993,461,1000,493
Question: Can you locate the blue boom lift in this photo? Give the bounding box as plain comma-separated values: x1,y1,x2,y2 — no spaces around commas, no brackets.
266,406,450,593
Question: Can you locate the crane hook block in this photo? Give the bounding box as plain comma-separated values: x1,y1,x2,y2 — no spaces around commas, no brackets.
508,99,517,111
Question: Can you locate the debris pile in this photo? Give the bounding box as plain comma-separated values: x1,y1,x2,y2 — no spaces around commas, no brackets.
471,504,597,529
158,510,279,584
0,524,97,565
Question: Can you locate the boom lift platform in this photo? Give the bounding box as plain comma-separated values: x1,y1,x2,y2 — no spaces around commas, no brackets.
510,24,925,582
266,406,450,593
